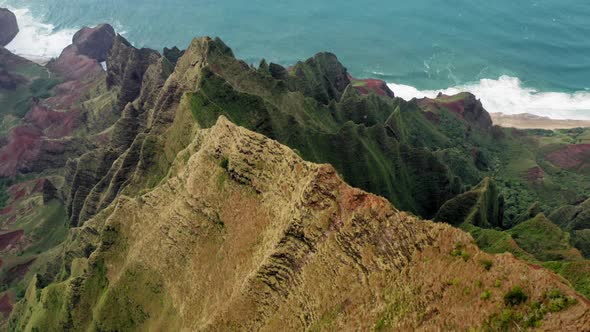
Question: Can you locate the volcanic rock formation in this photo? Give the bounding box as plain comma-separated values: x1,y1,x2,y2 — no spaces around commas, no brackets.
0,8,18,47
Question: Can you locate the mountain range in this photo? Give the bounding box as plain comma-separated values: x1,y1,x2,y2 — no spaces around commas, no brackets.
1,12,590,331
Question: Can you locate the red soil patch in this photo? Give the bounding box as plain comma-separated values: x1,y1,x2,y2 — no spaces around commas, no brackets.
417,95,466,116
0,123,70,177
25,103,79,138
0,230,24,251
528,263,543,270
0,206,12,215
348,74,395,98
0,293,13,318
49,45,103,81
546,144,590,171
32,178,46,193
9,186,26,202
3,258,36,285
0,126,43,177
417,93,492,129
525,166,545,183
46,80,94,110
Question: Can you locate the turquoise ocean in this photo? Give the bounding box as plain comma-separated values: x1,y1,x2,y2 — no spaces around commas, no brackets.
1,0,590,119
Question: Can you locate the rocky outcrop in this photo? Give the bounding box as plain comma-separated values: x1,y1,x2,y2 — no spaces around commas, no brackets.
287,52,351,104
106,35,161,109
49,24,115,81
550,198,590,231
549,198,590,258
0,8,18,47
163,46,184,65
49,46,102,81
418,92,493,129
41,179,58,204
348,75,395,98
72,24,115,62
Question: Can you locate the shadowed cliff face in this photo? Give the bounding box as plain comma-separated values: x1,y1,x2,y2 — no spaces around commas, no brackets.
8,117,590,331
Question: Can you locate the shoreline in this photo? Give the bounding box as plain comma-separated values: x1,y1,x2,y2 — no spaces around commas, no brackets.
491,112,590,130
10,53,52,65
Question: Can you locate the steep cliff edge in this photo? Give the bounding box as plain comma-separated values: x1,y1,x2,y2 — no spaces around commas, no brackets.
8,117,590,331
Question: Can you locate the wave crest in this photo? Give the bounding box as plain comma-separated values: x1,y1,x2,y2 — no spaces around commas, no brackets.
388,76,590,120
4,7,76,63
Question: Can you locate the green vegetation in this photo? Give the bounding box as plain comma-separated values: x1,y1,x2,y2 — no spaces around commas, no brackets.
479,259,493,271
436,177,504,228
0,62,61,118
544,261,590,298
504,286,528,306
0,178,13,208
485,287,577,330
450,242,470,261
509,214,574,261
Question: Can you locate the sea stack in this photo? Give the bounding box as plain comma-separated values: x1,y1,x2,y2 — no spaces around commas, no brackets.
0,8,18,46
49,23,116,80
72,24,116,62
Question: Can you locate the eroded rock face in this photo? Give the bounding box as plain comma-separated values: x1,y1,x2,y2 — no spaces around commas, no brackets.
72,24,116,62
0,8,18,47
49,24,115,80
106,35,161,109
418,92,493,129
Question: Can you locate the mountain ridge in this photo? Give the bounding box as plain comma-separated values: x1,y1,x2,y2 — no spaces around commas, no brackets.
1,12,590,330
8,116,590,331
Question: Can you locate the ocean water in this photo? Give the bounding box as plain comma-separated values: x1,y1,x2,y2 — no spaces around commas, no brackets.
1,0,590,119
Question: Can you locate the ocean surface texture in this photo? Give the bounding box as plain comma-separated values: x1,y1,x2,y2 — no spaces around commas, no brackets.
2,0,589,119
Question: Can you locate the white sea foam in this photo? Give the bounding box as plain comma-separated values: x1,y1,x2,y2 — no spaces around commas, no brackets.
4,7,76,63
388,75,590,120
